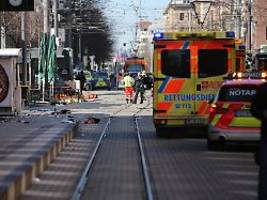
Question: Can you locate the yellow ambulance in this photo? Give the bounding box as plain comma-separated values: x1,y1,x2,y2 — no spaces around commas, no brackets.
153,31,237,136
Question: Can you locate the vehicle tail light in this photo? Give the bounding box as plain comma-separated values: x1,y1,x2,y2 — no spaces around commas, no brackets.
209,104,217,113
208,103,228,123
209,103,228,114
154,119,166,125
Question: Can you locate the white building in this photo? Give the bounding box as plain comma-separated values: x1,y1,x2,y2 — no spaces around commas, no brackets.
164,0,234,32
164,0,196,32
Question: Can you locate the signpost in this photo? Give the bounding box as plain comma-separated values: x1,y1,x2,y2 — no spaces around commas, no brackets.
191,0,214,30
0,64,9,103
0,0,34,108
0,0,34,11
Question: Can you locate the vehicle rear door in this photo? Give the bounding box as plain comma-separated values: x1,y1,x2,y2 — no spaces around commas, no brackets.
153,40,194,119
193,40,235,123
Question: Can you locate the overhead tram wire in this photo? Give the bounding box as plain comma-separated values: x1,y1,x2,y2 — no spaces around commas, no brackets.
103,0,165,50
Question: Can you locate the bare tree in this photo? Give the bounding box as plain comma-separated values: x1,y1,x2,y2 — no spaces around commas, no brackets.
60,0,114,65
0,8,43,48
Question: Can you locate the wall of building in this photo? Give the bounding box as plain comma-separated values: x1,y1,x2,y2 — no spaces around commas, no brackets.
163,0,233,32
165,4,195,32
253,0,267,50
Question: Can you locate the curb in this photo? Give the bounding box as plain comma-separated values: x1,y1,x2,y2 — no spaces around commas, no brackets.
0,123,79,200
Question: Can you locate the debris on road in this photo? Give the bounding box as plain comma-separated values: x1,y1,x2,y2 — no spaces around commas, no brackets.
17,120,30,124
84,117,100,124
60,109,72,115
81,92,98,102
61,119,76,124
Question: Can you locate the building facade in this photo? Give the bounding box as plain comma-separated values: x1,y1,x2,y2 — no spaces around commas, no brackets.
164,0,196,32
135,21,153,71
164,0,233,32
253,0,267,50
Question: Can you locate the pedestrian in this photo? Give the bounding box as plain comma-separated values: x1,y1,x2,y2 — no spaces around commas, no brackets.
77,70,86,95
108,72,115,90
251,81,267,200
123,72,134,104
133,72,146,104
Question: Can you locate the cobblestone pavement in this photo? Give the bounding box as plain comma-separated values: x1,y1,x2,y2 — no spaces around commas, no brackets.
19,114,108,200
0,110,79,199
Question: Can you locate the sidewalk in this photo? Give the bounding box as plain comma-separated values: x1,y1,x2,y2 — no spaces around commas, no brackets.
0,90,149,200
0,105,80,200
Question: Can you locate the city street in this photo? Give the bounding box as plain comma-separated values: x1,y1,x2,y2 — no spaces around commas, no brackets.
14,91,259,200
0,0,265,199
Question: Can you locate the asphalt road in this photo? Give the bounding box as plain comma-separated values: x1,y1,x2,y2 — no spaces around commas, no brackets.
139,115,258,200
19,90,259,200
80,90,259,200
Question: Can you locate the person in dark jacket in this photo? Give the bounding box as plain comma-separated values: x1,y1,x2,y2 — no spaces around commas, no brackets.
251,82,267,200
133,72,145,104
77,71,86,94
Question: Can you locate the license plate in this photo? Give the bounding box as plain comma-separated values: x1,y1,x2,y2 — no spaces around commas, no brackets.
235,110,252,117
185,119,205,125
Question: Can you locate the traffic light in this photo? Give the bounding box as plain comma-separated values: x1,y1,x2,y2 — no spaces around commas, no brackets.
0,0,34,11
245,53,254,69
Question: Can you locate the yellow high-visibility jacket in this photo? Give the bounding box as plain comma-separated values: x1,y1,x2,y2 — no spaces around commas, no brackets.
123,75,134,87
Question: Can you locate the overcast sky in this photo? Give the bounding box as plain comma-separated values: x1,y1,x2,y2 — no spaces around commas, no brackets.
104,0,170,51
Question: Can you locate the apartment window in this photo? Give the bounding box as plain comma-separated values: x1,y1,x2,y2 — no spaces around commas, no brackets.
180,13,184,21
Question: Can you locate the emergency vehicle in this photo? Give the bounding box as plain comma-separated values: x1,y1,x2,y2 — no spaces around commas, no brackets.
117,57,147,89
153,31,237,136
207,72,266,150
85,71,110,91
124,57,147,77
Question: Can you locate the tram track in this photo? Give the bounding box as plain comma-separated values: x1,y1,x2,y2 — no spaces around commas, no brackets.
135,116,153,200
71,117,111,200
18,97,259,200
72,102,153,200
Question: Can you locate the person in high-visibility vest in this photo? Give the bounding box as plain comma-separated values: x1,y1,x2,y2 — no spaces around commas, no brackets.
123,72,134,104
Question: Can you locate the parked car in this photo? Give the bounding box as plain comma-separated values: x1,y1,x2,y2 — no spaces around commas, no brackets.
84,71,110,91
207,73,264,150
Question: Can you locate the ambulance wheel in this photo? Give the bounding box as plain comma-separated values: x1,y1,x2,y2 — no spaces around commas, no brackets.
207,139,220,151
155,127,164,137
202,126,209,135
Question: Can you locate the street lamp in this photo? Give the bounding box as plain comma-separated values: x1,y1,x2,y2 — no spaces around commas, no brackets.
191,0,215,30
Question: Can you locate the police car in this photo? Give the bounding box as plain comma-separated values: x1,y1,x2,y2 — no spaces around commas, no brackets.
84,71,110,91
207,72,266,150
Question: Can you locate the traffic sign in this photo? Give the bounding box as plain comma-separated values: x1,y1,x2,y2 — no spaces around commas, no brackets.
0,0,34,11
